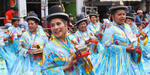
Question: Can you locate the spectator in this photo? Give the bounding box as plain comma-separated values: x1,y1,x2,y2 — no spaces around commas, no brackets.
4,7,18,28
136,9,144,27
68,13,75,27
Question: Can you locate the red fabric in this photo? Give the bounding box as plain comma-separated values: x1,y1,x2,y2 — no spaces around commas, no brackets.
4,10,14,25
81,52,90,57
135,48,142,55
89,40,98,44
145,22,149,27
33,53,43,60
76,52,90,59
43,28,51,30
98,34,103,38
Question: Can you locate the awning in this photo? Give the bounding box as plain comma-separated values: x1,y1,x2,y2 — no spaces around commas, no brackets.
100,0,141,2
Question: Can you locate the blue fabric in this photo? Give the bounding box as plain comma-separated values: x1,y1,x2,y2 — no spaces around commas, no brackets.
10,27,48,75
101,22,145,75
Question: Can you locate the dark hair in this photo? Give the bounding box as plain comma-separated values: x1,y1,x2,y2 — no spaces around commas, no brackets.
111,9,127,15
12,16,19,23
23,16,27,19
12,19,19,24
60,18,68,25
90,15,97,19
78,21,88,27
10,7,18,11
27,18,40,24
49,18,68,26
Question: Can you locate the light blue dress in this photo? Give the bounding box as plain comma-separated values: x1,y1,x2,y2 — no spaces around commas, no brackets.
131,22,139,35
140,27,150,74
10,28,48,75
87,22,102,34
42,35,95,75
0,29,8,75
72,30,105,75
101,22,145,75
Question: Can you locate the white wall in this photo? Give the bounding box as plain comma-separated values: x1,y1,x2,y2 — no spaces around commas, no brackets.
76,0,84,15
140,0,146,11
18,0,27,22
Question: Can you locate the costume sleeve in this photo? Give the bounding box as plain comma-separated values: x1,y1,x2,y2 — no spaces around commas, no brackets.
102,27,127,54
18,34,29,57
42,43,65,75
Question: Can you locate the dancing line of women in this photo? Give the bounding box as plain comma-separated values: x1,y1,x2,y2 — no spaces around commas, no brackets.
0,5,150,75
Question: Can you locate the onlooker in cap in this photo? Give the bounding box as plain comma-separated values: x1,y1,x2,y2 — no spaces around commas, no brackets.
136,9,144,27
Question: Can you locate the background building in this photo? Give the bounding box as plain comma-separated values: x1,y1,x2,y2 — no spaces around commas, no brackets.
0,0,150,26
77,0,150,22
0,0,75,26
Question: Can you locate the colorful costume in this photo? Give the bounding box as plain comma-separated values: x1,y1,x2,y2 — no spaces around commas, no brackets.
101,22,145,75
131,22,139,35
140,25,150,74
7,25,22,54
0,29,8,75
73,30,105,74
42,35,95,75
87,22,102,34
10,28,48,75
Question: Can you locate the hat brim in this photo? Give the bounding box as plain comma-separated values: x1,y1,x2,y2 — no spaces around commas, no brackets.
75,18,87,26
47,13,69,22
89,14,97,18
26,16,40,23
109,6,128,14
126,16,134,21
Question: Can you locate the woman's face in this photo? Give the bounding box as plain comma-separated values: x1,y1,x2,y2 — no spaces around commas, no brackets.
13,20,19,27
112,9,126,25
125,18,133,26
78,21,87,32
28,20,38,33
50,18,67,38
90,16,97,24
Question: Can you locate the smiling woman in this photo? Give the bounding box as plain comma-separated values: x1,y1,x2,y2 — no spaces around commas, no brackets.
26,16,40,34
10,15,48,75
42,5,94,75
50,18,67,39
102,6,146,75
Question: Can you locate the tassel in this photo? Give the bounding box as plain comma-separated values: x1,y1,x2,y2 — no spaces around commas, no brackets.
83,57,93,74
143,36,148,46
89,40,98,52
86,57,93,72
93,43,98,52
137,54,141,64
10,36,13,44
135,46,142,64
84,58,89,74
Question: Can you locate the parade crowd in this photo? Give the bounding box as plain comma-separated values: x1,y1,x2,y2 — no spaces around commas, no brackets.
1,5,150,75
